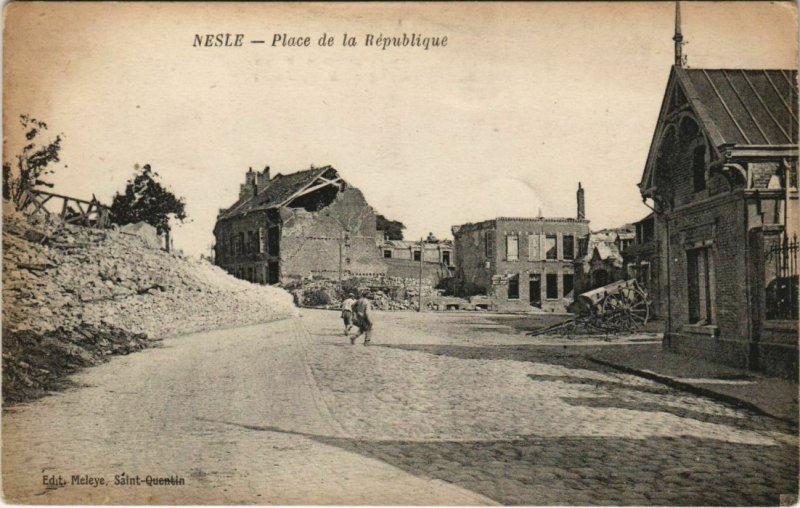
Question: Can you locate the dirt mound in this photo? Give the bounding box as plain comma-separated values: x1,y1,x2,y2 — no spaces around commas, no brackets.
2,201,297,404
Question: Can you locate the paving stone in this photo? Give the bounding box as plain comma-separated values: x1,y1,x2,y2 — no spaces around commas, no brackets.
301,309,799,505
3,302,797,505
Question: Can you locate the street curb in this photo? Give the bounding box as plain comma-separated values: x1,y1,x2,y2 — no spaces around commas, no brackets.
587,357,798,427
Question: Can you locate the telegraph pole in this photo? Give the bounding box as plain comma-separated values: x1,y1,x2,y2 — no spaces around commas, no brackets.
338,231,343,287
418,237,424,312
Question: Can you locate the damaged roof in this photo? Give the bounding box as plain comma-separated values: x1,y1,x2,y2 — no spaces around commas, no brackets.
219,166,336,220
590,242,623,267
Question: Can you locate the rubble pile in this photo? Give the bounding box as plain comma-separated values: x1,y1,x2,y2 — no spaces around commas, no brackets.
284,276,440,311
2,202,297,403
2,323,149,404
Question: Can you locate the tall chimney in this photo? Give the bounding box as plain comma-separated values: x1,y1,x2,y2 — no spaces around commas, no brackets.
239,168,257,201
577,182,585,220
255,165,271,192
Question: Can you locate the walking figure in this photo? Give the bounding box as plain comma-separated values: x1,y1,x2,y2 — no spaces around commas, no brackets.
350,290,374,346
341,293,356,336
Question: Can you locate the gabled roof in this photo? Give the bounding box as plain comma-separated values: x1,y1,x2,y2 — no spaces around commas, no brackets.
681,68,797,146
584,242,624,269
219,166,335,220
593,242,621,262
640,66,798,193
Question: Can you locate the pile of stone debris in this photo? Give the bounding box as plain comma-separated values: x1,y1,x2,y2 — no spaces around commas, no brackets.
2,201,297,404
284,276,441,311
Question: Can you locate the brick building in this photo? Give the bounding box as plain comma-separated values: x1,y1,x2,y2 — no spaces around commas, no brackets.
214,166,386,284
622,213,661,318
639,50,798,376
451,185,590,313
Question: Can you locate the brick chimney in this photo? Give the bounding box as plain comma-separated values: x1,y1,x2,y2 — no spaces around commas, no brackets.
255,165,270,192
239,168,257,201
577,182,585,220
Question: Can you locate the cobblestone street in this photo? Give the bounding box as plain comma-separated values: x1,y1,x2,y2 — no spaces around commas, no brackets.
3,309,797,505
304,310,798,505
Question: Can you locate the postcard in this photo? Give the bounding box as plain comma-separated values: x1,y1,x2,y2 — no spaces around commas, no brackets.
3,2,798,505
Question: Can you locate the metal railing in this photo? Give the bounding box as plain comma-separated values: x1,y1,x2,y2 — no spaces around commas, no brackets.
765,234,799,320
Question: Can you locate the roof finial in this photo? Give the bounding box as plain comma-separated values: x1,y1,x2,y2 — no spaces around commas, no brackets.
673,1,685,68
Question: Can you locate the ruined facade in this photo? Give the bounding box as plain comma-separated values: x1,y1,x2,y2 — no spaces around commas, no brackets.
639,67,798,378
214,166,387,284
621,213,661,318
378,237,455,283
452,185,590,313
379,237,454,266
574,226,635,295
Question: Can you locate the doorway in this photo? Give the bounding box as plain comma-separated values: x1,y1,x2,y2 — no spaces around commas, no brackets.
268,261,280,284
593,269,609,289
529,274,541,307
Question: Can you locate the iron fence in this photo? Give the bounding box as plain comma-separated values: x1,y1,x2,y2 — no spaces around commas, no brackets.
765,234,798,320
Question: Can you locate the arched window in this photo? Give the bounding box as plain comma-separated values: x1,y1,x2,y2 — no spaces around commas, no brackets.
678,116,700,143
692,144,707,192
655,126,678,190
679,117,707,192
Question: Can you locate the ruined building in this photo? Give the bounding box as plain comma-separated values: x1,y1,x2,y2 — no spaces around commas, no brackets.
574,225,635,294
378,235,455,281
214,166,387,283
451,184,590,312
622,213,661,318
638,3,798,378
379,236,454,267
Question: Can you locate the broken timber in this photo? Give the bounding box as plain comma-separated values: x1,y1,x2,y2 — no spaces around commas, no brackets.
17,189,113,228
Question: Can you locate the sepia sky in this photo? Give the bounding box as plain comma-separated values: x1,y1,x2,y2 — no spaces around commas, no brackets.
4,2,798,257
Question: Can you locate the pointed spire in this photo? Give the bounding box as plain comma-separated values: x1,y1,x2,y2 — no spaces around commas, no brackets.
673,1,684,68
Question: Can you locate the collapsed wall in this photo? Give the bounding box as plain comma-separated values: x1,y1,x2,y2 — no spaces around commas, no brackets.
2,202,297,403
280,187,388,279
